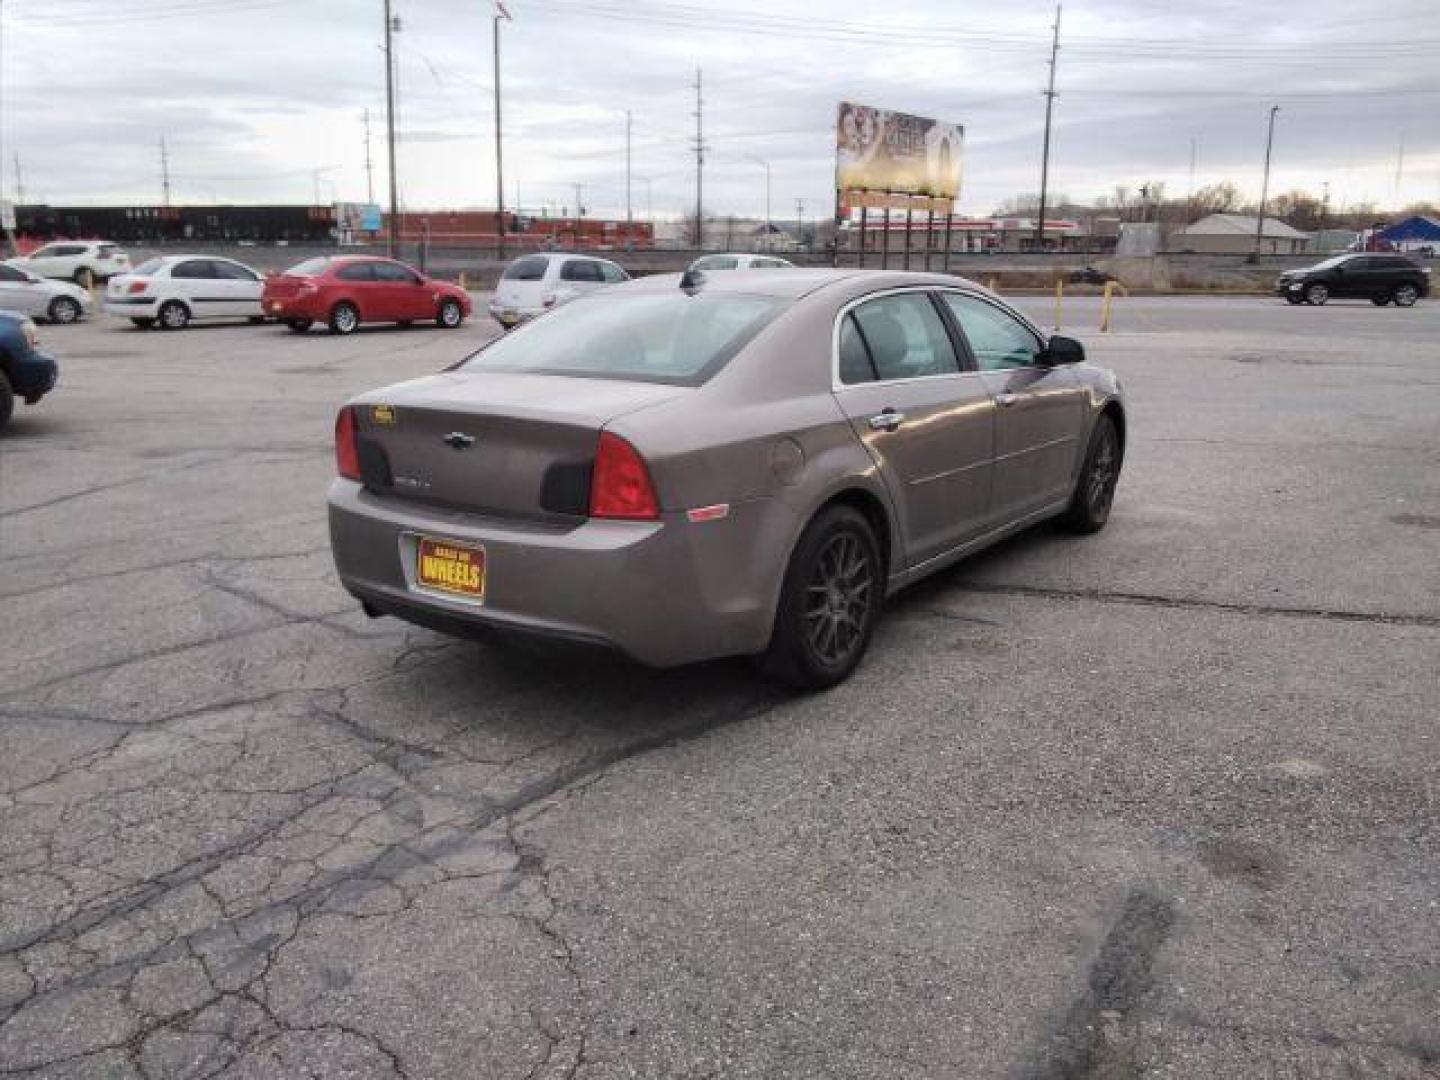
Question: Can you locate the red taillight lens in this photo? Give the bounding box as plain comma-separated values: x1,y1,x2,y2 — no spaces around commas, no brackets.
335,407,361,480
127,280,147,293
589,431,659,520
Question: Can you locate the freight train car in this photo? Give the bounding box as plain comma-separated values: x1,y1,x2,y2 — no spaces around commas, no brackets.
14,205,338,244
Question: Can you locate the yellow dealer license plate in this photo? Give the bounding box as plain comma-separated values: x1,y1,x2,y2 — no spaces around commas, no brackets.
416,537,486,599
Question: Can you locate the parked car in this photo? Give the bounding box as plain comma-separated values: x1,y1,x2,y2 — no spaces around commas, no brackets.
688,253,795,272
0,313,58,433
103,255,267,329
262,256,471,335
0,263,91,324
1066,265,1116,286
1276,253,1429,306
329,269,1126,689
489,253,629,329
7,240,130,285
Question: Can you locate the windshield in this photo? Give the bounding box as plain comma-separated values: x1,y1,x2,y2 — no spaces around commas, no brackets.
285,257,332,277
1309,255,1355,271
132,257,166,276
462,291,786,385
502,255,550,281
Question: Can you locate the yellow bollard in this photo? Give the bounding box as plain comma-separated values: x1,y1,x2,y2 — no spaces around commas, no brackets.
1053,277,1064,330
458,271,468,290
1100,281,1114,332
986,276,998,292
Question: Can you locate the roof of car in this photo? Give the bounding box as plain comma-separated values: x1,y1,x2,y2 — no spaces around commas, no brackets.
620,268,983,301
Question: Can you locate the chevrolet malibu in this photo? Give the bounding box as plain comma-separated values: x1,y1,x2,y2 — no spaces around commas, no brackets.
329,269,1126,688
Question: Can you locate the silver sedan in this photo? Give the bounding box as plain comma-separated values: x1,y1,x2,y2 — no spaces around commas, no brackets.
0,263,91,324
328,269,1127,688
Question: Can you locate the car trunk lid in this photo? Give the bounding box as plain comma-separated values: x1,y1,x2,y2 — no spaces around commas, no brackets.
352,372,684,523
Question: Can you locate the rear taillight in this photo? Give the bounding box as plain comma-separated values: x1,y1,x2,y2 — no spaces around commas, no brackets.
127,281,147,293
589,431,658,520
335,407,361,480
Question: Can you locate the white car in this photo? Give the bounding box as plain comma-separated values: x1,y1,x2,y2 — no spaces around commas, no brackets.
488,253,629,329
0,263,92,323
8,240,131,285
103,255,267,330
687,253,795,272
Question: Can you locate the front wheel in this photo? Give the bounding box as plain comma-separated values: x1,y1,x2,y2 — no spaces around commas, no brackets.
0,373,13,432
437,298,464,329
1058,413,1121,534
759,505,883,690
48,296,82,324
157,300,190,330
1304,283,1329,305
1392,284,1419,307
1371,296,1391,306
328,302,360,335
1285,295,1303,305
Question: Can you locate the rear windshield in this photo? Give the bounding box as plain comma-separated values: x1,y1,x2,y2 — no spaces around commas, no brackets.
285,257,332,277
502,255,550,281
462,292,786,385
132,257,166,276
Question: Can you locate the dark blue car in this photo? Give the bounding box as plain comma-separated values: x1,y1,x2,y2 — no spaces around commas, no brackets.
0,311,58,432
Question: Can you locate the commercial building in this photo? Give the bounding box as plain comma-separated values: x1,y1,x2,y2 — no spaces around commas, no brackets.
1173,213,1311,255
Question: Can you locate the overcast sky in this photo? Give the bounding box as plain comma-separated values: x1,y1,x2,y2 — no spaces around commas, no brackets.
3,0,1437,221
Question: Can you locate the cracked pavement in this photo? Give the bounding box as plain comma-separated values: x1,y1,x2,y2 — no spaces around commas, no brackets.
1,296,1437,1077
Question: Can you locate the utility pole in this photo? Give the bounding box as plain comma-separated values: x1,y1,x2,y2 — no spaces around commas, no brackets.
624,109,633,245
692,67,705,248
795,197,805,248
1394,134,1405,205
383,0,400,257
362,108,375,205
159,136,172,207
13,152,23,206
493,2,512,258
1186,136,1197,225
1253,105,1279,258
1034,3,1061,253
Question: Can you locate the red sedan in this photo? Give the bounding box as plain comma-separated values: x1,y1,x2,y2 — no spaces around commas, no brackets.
262,255,471,335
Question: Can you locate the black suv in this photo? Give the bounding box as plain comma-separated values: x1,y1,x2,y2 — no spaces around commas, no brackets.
1276,253,1430,307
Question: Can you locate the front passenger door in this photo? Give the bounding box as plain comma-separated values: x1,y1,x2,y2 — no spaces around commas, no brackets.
170,259,221,319
940,291,1087,525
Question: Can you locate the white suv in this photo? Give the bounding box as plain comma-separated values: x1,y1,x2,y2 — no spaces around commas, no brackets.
489,253,629,329
8,240,131,285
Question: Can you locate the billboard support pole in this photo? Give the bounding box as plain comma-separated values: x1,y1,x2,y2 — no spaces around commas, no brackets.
903,202,913,270
832,187,841,267
943,202,953,272
924,206,935,272
880,202,890,269
857,203,867,268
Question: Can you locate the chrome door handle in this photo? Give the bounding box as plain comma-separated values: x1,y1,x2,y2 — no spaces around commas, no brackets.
868,410,905,432
995,392,1020,407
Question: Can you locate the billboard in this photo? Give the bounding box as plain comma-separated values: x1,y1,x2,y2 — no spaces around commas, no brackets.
836,103,963,200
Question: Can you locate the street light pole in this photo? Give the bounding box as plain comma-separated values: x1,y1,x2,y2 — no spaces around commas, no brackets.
382,0,399,257
1035,3,1061,253
625,110,632,246
1254,105,1280,258
493,4,511,259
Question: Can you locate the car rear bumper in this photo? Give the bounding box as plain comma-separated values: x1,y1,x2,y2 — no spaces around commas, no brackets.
328,480,780,667
487,302,544,328
104,297,160,318
262,296,324,320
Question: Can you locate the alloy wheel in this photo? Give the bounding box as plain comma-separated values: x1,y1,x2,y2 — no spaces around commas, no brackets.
1394,285,1418,307
1087,427,1119,520
1306,284,1329,305
802,531,874,667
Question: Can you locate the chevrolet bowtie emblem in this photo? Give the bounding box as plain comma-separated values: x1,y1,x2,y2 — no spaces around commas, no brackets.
443,432,476,450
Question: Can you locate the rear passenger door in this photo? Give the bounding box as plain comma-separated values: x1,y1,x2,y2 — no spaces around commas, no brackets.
939,291,1087,525
831,289,996,566
335,262,380,319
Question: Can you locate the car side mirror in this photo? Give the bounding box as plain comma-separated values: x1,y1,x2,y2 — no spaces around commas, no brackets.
1041,334,1085,365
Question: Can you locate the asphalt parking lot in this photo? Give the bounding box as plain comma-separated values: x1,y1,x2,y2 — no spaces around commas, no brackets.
2,293,1438,1078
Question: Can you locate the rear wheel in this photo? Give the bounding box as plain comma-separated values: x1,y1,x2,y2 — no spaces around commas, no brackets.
0,373,14,432
328,302,359,335
759,505,882,690
1285,295,1303,305
157,300,190,330
48,296,82,324
1304,282,1329,305
130,317,155,329
437,298,464,329
1392,283,1419,307
286,319,313,333
1058,414,1121,534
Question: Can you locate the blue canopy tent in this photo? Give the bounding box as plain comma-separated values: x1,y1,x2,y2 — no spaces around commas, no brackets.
1376,216,1440,243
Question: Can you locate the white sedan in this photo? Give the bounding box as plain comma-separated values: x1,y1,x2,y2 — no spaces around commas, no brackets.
104,255,267,329
0,262,92,323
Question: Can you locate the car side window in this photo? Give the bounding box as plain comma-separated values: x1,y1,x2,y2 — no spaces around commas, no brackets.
374,262,420,284
560,260,603,283
837,313,877,384
172,260,214,280
848,293,959,382
337,263,375,282
599,262,628,283
940,293,1042,371
213,261,258,281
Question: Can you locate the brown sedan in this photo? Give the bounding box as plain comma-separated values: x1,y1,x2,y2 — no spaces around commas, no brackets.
328,269,1126,688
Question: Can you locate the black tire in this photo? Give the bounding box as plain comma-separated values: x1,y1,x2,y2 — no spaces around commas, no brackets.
397,320,413,329
759,504,883,690
248,316,267,325
157,300,190,330
1304,283,1329,306
0,372,13,433
131,318,155,329
48,296,82,324
1371,296,1391,306
1285,295,1303,305
437,298,464,329
1392,283,1420,308
328,302,360,335
286,319,313,333
1058,413,1122,534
